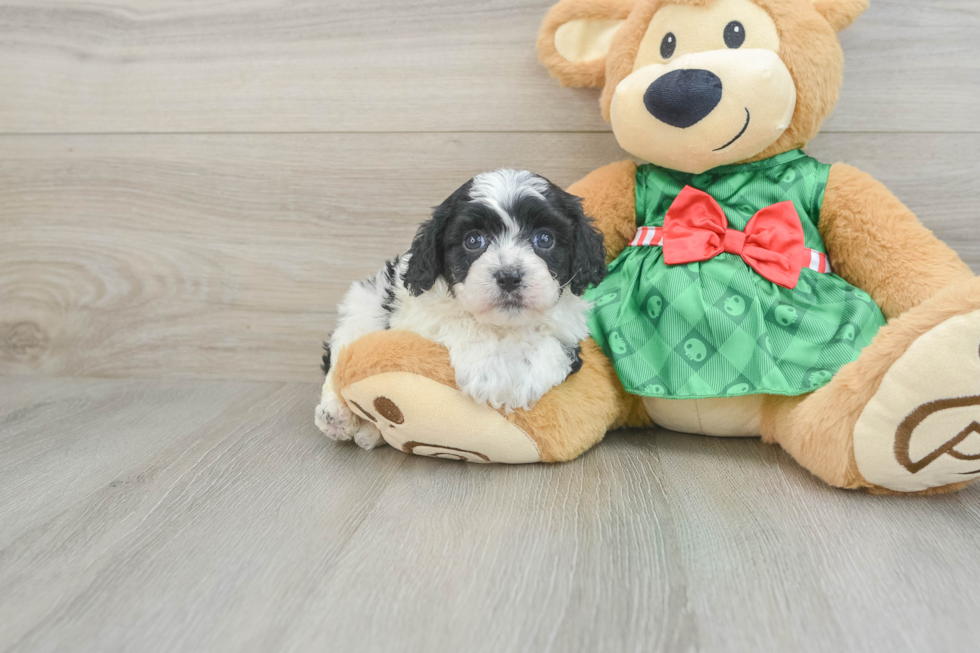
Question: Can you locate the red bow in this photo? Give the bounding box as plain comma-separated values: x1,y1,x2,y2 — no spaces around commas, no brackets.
663,186,805,289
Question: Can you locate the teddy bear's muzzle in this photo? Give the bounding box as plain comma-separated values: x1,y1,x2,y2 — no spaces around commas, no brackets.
643,68,723,129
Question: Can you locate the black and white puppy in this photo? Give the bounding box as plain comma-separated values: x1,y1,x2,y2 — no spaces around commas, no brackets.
315,169,606,449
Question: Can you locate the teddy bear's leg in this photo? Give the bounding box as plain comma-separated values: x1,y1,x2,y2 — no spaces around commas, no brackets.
760,276,980,494
331,330,641,463
507,339,649,461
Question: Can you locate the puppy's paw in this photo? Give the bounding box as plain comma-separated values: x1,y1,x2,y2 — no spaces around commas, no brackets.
457,375,543,413
316,389,388,451
352,421,387,450
315,395,357,442
494,369,571,413
499,385,544,414
453,339,575,413
494,382,540,413
456,367,559,413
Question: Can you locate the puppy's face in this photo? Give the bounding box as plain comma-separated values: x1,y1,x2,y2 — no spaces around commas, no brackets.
405,170,606,326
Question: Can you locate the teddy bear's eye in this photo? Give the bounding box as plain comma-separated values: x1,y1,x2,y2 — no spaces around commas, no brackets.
660,32,676,59
724,21,746,49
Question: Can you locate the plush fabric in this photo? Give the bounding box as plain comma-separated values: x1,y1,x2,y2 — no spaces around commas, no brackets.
555,19,626,64
343,372,543,464
820,163,975,318
853,311,980,492
646,394,764,435
814,0,869,32
538,0,635,88
760,276,980,493
334,329,458,391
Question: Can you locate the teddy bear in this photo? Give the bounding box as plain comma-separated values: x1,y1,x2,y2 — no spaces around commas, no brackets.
323,0,980,494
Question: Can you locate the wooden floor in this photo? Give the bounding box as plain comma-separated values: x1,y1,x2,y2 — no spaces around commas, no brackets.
3,377,980,652
2,1,979,651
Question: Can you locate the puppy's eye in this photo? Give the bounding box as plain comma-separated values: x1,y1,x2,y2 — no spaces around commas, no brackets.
533,230,555,251
463,231,487,251
724,21,745,49
660,32,676,59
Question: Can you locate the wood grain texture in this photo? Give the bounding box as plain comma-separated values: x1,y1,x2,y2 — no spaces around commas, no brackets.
1,377,978,653
0,0,976,134
0,376,274,550
1,132,978,382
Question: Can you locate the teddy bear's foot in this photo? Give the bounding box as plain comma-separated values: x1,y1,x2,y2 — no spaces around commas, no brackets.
769,277,980,493
341,372,542,463
853,308,980,492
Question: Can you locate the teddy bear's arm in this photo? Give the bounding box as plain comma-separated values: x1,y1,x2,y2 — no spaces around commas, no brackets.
819,163,974,319
331,330,643,463
568,160,638,263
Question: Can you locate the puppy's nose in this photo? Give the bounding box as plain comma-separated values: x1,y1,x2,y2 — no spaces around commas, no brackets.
494,267,523,292
644,69,723,129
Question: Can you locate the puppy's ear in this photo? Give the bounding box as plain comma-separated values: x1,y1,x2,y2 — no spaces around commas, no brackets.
404,210,448,297
554,188,606,295
404,181,470,296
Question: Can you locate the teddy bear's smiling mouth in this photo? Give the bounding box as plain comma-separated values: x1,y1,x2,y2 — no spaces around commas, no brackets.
713,108,751,152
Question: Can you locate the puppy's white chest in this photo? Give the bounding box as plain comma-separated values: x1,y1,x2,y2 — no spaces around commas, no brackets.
388,283,589,413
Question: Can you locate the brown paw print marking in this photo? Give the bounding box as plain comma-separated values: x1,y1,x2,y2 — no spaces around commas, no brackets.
895,341,980,475
348,400,376,422
403,441,490,462
373,396,405,424
896,396,980,475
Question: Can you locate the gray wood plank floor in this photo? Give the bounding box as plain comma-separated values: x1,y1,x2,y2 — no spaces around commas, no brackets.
2,377,979,653
3,0,980,651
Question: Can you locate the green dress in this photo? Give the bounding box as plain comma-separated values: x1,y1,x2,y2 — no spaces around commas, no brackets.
586,150,887,400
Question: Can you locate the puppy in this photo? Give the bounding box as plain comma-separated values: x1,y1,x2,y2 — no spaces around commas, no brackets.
315,169,606,449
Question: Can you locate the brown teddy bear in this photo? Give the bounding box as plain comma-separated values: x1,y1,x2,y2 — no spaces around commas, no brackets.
325,0,980,494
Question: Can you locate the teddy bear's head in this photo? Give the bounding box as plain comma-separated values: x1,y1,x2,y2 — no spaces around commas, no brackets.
538,0,868,173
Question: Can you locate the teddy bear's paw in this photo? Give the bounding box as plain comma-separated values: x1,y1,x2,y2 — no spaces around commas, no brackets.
340,371,542,464
854,309,980,493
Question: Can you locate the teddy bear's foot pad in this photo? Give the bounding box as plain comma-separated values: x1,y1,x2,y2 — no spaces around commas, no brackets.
341,372,541,464
854,310,980,492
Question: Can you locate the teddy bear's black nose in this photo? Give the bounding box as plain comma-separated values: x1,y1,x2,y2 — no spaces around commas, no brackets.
644,69,723,129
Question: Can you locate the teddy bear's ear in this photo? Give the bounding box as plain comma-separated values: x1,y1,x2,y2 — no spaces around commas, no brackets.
813,0,869,32
537,0,635,88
